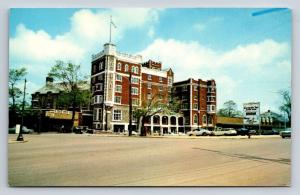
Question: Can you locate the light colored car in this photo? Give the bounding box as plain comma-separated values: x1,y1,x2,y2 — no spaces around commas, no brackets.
280,129,291,138
187,129,211,136
8,126,34,134
211,128,237,136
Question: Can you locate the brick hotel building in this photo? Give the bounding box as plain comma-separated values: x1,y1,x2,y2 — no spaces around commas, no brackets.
91,43,217,133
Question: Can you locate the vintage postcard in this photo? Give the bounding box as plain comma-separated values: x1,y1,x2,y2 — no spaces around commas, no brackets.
8,8,291,186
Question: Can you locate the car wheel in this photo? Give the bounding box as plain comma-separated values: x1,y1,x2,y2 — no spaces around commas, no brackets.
202,132,207,136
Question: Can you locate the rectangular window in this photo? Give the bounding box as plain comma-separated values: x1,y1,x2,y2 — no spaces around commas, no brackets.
147,83,152,89
92,86,95,93
194,103,198,110
98,74,103,81
168,77,173,86
94,95,103,104
115,96,121,104
159,77,163,82
131,87,139,95
212,105,215,111
132,99,139,106
99,83,103,91
183,86,187,91
131,77,139,84
98,108,102,122
113,109,122,121
148,74,152,80
99,62,103,70
116,85,122,93
159,86,163,91
194,85,198,91
93,108,98,121
147,93,151,99
182,103,189,109
116,74,122,81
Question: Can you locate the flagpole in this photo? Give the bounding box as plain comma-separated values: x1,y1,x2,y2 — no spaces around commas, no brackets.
109,15,112,43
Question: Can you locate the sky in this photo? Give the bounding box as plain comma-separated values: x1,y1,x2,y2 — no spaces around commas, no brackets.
9,8,291,113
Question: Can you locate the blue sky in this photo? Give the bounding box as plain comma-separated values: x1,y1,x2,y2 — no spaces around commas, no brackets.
9,8,291,113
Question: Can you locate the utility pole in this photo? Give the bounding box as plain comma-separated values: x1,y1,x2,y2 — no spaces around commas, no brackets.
128,70,133,136
17,78,26,141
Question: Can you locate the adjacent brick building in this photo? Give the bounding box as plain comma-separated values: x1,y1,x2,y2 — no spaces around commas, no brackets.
172,78,217,131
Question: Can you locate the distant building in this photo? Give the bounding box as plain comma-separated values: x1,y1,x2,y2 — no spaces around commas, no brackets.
172,78,217,131
91,43,177,133
31,77,92,131
260,110,286,129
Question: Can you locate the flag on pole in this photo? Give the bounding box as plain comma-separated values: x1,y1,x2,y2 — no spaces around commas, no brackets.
111,16,117,28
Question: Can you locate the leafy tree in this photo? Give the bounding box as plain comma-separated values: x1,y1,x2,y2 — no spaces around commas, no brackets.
9,67,27,111
48,61,89,128
279,89,291,127
134,93,181,136
217,100,242,117
9,67,27,127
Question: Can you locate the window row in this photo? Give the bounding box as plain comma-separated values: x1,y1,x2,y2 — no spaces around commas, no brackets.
193,115,213,125
114,96,140,106
115,74,139,84
115,85,139,95
147,74,164,82
117,62,139,74
92,61,105,73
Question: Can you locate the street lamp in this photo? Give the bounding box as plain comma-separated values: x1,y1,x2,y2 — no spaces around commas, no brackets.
17,78,27,141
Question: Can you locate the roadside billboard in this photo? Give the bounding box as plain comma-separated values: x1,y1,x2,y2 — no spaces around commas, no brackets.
243,102,260,125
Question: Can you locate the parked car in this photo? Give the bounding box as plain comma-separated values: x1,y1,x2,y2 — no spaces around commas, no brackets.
280,129,291,138
261,129,279,135
236,128,257,136
236,128,249,136
8,126,34,134
187,129,211,136
211,128,237,136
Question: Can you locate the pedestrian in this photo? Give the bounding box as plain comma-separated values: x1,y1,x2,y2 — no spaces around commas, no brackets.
247,129,251,139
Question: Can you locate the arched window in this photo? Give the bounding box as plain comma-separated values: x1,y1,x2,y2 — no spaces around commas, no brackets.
125,64,128,72
117,62,122,71
193,115,198,124
202,115,207,125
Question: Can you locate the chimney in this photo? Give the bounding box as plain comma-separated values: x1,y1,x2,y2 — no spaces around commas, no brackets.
46,76,54,86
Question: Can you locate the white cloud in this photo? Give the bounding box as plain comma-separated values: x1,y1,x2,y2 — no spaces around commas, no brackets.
139,38,290,112
10,8,161,95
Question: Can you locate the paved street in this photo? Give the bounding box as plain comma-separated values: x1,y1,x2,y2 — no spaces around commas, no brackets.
8,134,291,186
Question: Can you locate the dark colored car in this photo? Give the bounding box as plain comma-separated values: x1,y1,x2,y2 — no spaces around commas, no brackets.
236,128,249,136
261,129,279,135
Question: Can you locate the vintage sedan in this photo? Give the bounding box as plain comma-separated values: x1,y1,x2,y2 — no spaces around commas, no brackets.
187,129,211,136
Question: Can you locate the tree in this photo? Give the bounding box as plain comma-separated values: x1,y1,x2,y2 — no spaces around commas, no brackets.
217,100,242,117
134,93,181,136
279,90,291,127
9,67,27,111
48,61,88,129
9,67,27,127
